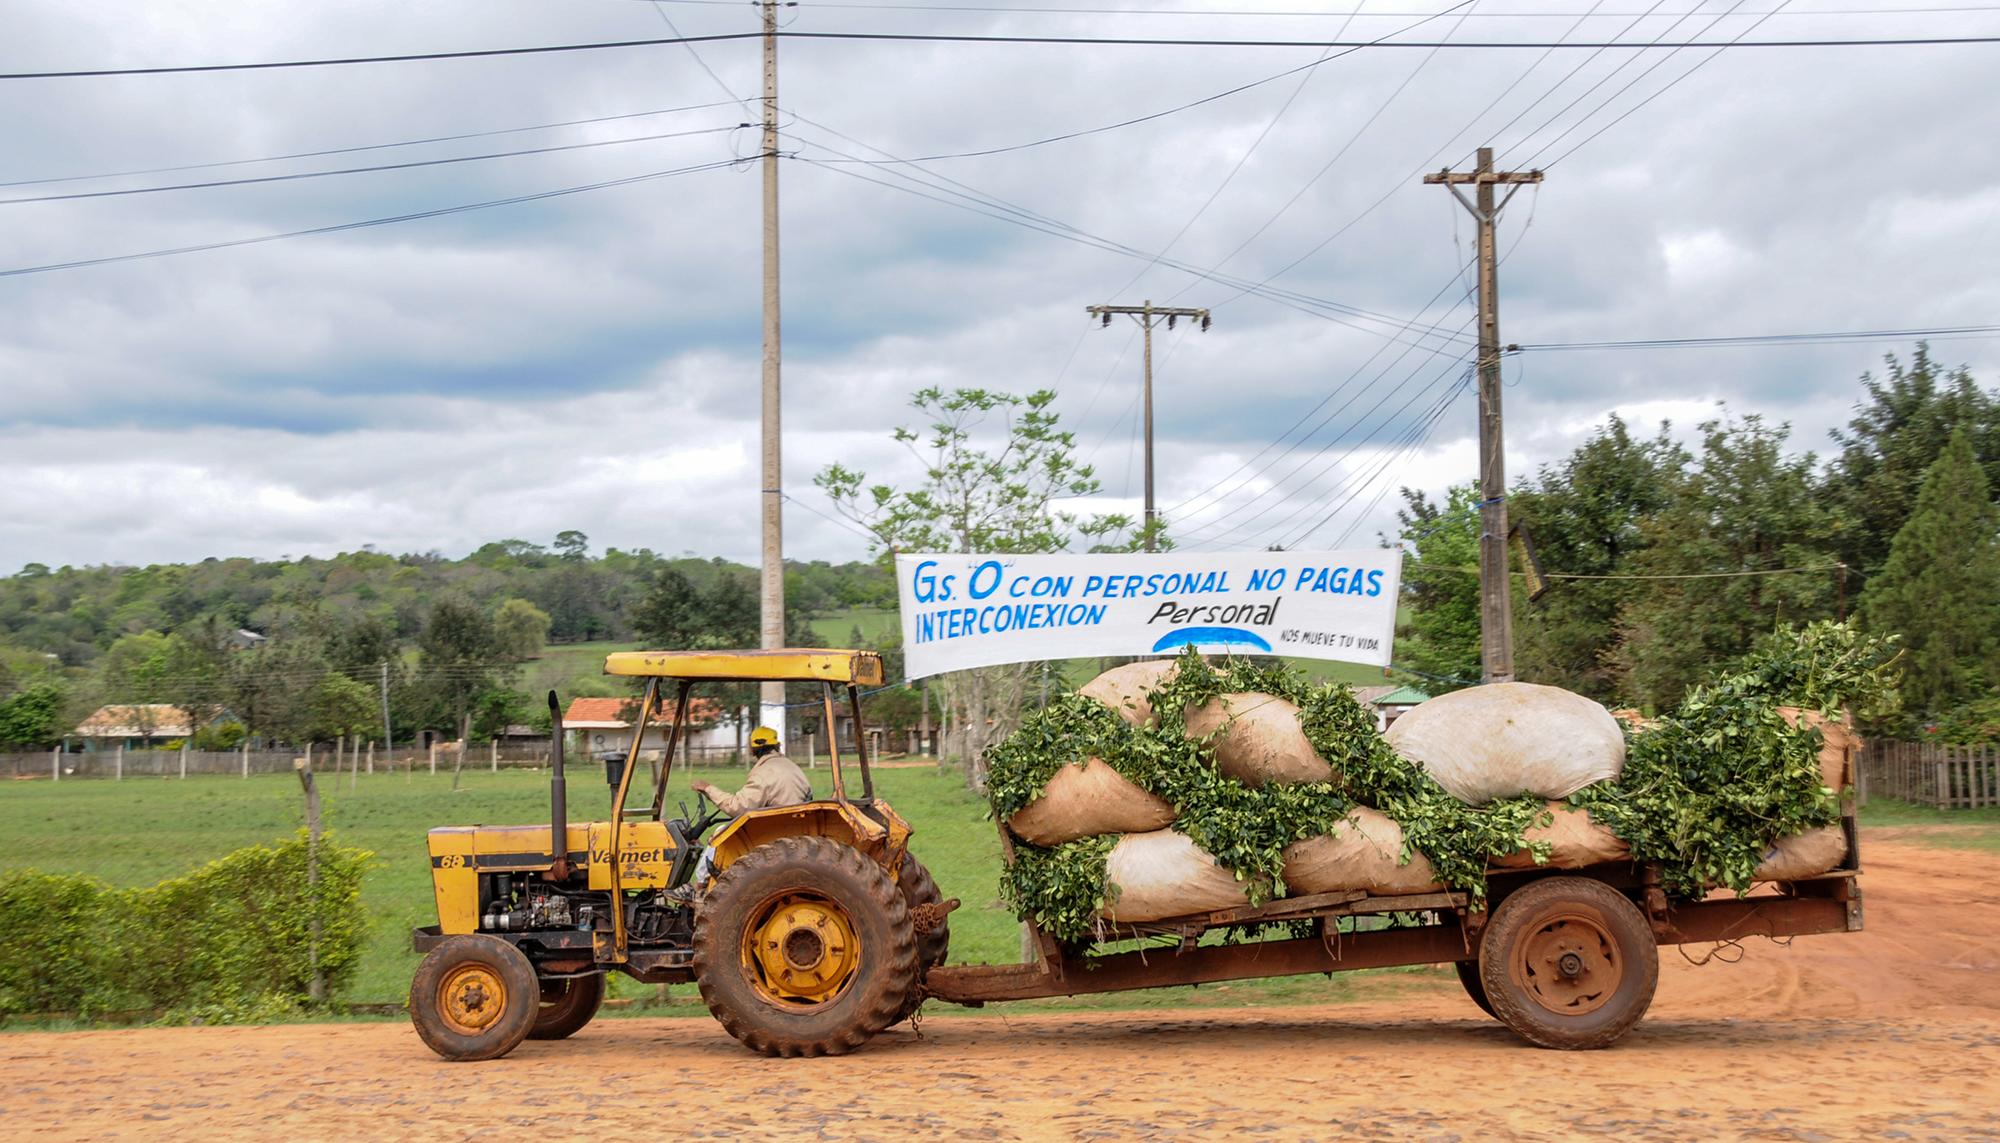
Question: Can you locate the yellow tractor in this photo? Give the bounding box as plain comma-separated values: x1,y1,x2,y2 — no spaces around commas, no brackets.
408,649,954,1060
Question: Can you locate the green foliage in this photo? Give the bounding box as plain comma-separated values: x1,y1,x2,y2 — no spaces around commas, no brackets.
999,835,1117,943
0,679,66,747
190,718,248,751
0,832,372,1021
1392,485,1482,691
493,598,552,662
307,673,377,741
1860,427,2000,724
1572,621,1897,896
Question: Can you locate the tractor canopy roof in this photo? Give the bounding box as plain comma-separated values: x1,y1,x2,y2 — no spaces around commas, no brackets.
603,648,886,687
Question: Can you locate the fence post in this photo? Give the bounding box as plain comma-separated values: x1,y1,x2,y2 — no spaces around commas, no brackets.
51,747,59,783
367,741,374,775
179,742,188,781
429,740,437,776
242,741,250,779
1935,751,1949,811
491,739,498,773
295,755,325,1006
115,743,123,782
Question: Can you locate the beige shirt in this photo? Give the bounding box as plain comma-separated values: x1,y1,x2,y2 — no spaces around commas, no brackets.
711,753,812,817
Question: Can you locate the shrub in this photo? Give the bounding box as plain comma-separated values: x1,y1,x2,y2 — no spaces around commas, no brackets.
0,832,372,1021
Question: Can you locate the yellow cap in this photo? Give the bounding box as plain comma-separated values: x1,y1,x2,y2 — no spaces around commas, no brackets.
750,726,780,748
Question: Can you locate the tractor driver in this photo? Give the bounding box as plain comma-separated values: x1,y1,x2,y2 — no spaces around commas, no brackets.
693,726,811,817
673,727,811,902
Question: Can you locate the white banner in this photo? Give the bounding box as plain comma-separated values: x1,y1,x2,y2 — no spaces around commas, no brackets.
896,550,1401,679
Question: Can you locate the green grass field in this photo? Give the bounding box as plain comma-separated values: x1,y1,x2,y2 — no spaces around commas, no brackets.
0,764,1419,1017
1858,798,2000,851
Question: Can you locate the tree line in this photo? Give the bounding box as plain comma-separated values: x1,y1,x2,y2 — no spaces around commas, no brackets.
1397,345,2000,738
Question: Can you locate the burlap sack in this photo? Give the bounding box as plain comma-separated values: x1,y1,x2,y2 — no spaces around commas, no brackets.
1752,825,1849,881
1281,806,1442,896
1490,801,1631,870
1077,660,1179,727
1101,829,1253,922
1007,757,1176,846
1183,692,1332,787
1386,682,1625,805
1776,707,1859,792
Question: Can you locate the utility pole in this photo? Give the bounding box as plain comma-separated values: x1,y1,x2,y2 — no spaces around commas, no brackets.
379,660,393,767
1085,301,1212,551
758,0,787,734
1424,146,1541,684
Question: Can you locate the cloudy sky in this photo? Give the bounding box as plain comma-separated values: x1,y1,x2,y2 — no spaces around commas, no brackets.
2,0,1996,572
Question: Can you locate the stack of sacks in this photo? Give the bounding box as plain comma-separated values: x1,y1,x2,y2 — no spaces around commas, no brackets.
1008,661,1439,924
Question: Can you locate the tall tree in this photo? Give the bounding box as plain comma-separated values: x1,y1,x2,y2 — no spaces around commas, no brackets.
817,386,1120,787
493,598,551,661
1392,484,1482,691
417,595,506,748
1510,417,1687,700
1825,344,2000,585
1861,427,2000,721
1609,415,1847,709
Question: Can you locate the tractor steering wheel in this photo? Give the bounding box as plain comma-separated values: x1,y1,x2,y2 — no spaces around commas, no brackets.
688,788,727,839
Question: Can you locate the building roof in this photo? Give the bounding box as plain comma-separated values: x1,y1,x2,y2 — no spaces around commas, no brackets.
74,704,194,738
563,695,722,730
1373,685,1431,707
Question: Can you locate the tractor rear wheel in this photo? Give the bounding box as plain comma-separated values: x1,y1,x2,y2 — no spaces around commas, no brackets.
528,972,605,1041
892,853,951,1025
692,836,918,1058
410,935,539,1061
1478,876,1658,1050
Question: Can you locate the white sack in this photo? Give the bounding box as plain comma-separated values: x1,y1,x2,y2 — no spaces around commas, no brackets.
1101,829,1252,922
1752,825,1848,881
1183,692,1332,788
1007,757,1177,847
1777,707,1860,792
1490,801,1631,870
1386,682,1625,805
1078,660,1179,728
1281,806,1442,896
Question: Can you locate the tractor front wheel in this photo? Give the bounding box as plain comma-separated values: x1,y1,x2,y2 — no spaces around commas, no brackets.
529,972,606,1041
1478,876,1658,1049
410,935,539,1061
692,836,918,1057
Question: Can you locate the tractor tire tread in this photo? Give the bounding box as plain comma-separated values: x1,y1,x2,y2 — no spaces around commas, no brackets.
409,934,539,1062
893,853,951,1025
528,971,606,1041
691,836,918,1058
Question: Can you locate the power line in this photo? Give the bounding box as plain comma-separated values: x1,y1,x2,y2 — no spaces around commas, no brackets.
0,101,741,190
1516,324,2000,350
0,124,739,206
8,29,1995,80
0,157,738,279
650,0,2000,13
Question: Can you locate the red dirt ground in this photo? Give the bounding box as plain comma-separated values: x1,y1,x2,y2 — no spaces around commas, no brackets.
3,832,1996,1141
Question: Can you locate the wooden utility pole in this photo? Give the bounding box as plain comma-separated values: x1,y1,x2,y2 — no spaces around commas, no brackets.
1423,147,1542,684
758,0,787,734
1085,301,1212,551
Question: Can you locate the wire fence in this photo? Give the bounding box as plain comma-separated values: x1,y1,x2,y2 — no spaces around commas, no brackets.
1858,740,2000,810
0,742,770,781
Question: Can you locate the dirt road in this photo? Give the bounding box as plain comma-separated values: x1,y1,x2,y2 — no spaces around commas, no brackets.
4,834,1997,1141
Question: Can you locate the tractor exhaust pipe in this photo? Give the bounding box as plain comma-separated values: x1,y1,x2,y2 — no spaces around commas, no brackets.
548,691,570,879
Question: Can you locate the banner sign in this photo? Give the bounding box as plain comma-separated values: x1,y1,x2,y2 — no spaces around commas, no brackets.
895,550,1401,679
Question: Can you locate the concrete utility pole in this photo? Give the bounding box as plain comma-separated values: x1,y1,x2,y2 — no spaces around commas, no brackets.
1423,146,1542,684
758,0,787,735
1085,301,1212,551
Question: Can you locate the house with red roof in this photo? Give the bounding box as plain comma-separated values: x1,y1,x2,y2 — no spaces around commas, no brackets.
562,695,737,760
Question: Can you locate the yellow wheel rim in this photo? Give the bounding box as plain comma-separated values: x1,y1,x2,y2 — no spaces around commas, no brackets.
741,891,861,1007
438,963,509,1035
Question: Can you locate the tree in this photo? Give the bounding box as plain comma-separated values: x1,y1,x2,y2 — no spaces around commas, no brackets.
1861,427,2000,722
493,598,551,661
632,568,706,649
0,680,65,748
417,595,507,749
554,530,590,562
1510,417,1687,700
1825,345,2000,586
306,674,377,743
1392,485,1482,691
1608,415,1846,710
817,386,1123,787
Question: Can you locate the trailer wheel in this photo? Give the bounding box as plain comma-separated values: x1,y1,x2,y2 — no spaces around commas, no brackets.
693,836,918,1057
892,853,951,1025
1454,960,1495,1019
1479,876,1658,1050
410,935,539,1061
528,972,606,1041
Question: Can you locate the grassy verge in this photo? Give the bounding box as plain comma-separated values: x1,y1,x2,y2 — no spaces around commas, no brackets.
1859,798,2000,851
0,765,1432,1018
